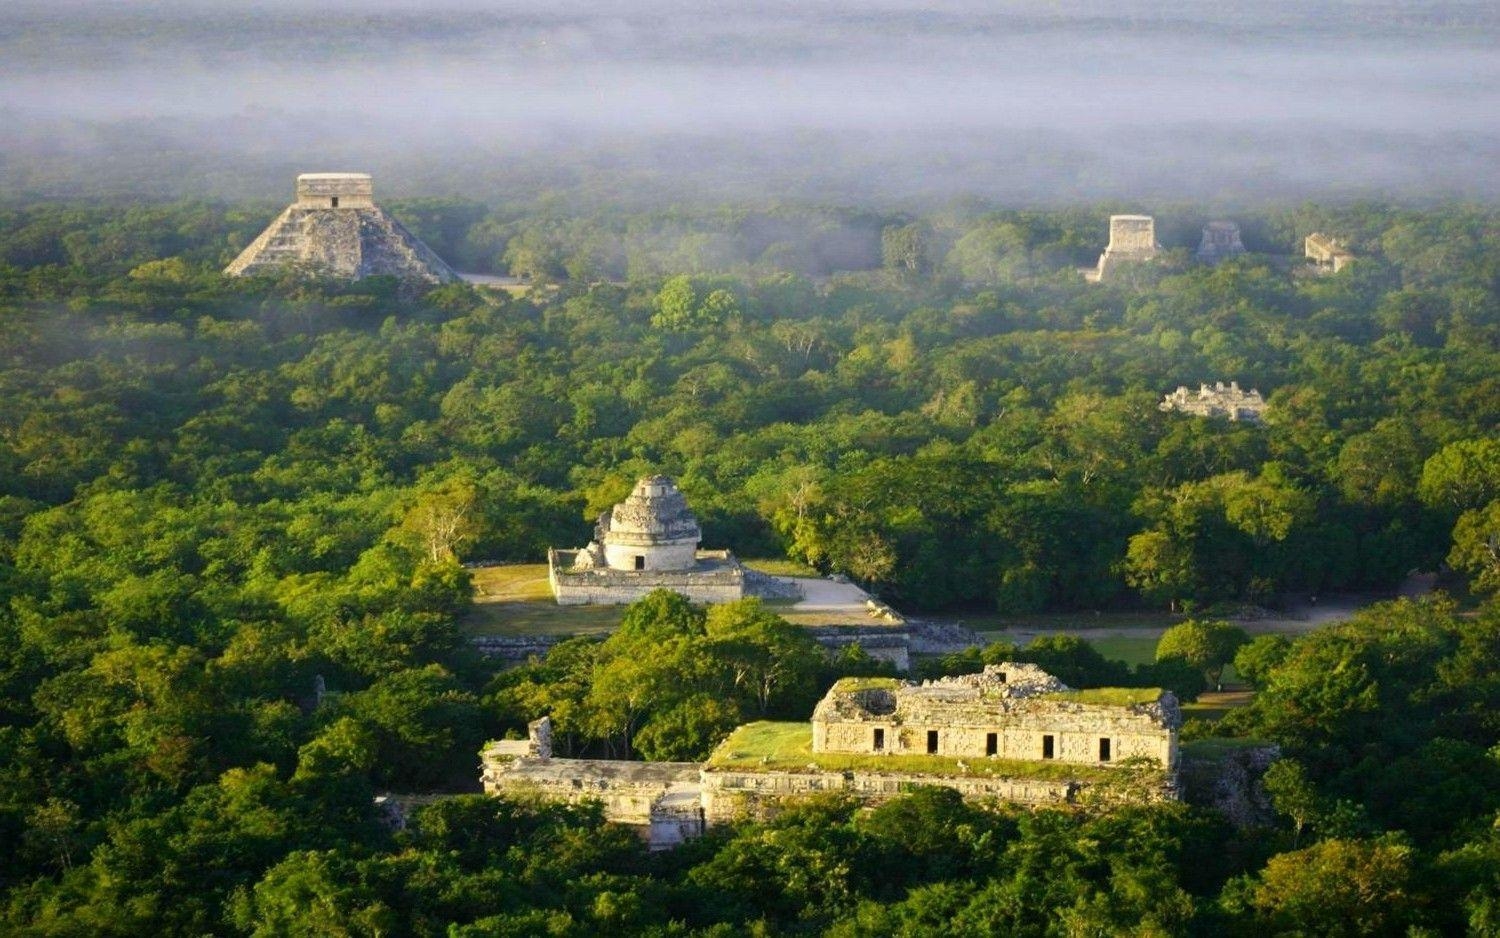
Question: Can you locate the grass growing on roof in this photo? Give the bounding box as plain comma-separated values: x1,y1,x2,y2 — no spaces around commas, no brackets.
706,721,1132,784
830,676,902,692
1043,688,1164,706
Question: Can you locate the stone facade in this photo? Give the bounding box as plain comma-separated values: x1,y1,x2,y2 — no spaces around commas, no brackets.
225,173,457,284
1160,381,1267,423
811,665,1179,771
1088,214,1161,282
549,476,748,605
1304,232,1354,272
1196,221,1247,263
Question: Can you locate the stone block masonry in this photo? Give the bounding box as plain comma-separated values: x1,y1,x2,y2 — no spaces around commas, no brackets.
225,173,457,284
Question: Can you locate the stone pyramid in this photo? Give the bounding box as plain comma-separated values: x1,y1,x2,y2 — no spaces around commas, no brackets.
225,173,458,284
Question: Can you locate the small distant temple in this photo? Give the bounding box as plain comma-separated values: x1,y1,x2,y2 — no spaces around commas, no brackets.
1086,214,1161,282
1196,221,1247,264
1304,232,1354,273
1160,381,1267,423
548,475,747,605
482,664,1181,848
225,173,457,284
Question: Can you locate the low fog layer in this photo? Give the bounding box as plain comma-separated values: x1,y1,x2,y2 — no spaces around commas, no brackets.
2,0,1498,204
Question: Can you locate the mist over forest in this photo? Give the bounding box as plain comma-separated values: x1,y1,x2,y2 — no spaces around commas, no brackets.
3,0,1499,206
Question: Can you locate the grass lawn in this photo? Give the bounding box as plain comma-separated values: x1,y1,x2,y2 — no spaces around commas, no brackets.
742,558,822,578
463,601,623,637
707,721,1126,784
1181,689,1255,722
1084,635,1162,667
471,564,554,602
464,563,623,636
1181,736,1273,761
968,610,1184,633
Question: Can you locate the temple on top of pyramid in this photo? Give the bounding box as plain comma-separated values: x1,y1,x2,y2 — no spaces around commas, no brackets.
224,173,457,284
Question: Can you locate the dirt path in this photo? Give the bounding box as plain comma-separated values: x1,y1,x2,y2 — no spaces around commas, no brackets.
987,590,1418,649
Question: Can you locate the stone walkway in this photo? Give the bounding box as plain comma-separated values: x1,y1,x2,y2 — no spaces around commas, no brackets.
785,577,876,611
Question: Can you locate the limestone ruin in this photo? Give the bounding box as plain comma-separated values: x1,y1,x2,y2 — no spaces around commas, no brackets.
1196,220,1247,263
549,475,747,605
225,173,458,284
1086,214,1160,282
1304,232,1354,272
1160,381,1267,423
482,664,1181,847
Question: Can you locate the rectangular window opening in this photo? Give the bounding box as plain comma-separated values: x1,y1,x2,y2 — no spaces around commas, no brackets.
1042,734,1055,760
331,196,339,208
634,555,645,570
926,730,939,754
873,728,884,751
985,733,998,756
1099,738,1112,762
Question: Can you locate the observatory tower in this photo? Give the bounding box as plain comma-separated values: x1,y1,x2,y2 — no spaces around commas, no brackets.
225,173,457,284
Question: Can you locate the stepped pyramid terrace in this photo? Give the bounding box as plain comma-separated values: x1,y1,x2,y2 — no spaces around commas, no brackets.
225,173,457,284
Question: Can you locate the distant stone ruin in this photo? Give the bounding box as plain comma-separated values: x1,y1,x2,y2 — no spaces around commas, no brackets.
225,173,457,284
1160,381,1267,423
549,475,748,605
1304,232,1354,272
1086,214,1161,282
482,664,1181,847
1196,221,1247,263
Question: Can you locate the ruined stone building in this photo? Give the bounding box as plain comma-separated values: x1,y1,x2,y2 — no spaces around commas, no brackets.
1087,214,1160,282
1196,221,1247,263
548,475,748,605
482,664,1181,847
225,173,457,283
811,664,1177,767
1304,232,1354,272
1160,381,1267,423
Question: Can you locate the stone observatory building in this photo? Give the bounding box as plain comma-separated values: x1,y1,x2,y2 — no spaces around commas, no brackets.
224,173,457,284
548,475,747,605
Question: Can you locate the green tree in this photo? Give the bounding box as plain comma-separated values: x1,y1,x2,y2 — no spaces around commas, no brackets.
1155,619,1249,689
1250,838,1417,936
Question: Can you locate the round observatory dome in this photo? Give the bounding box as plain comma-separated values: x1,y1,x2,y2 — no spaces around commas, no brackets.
599,476,702,572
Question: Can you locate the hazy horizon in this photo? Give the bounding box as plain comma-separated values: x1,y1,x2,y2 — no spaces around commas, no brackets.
3,0,1498,206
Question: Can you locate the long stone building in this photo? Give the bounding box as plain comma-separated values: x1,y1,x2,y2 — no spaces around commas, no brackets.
225,173,457,284
482,664,1181,847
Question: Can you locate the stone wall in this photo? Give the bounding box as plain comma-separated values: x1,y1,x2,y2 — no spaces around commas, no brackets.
480,749,705,848
702,767,1080,823
469,634,562,663
548,548,746,605
814,712,1174,768
295,173,375,208
1107,215,1158,254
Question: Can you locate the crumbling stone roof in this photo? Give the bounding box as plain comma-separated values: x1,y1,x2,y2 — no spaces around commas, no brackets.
599,475,702,545
813,663,1181,731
